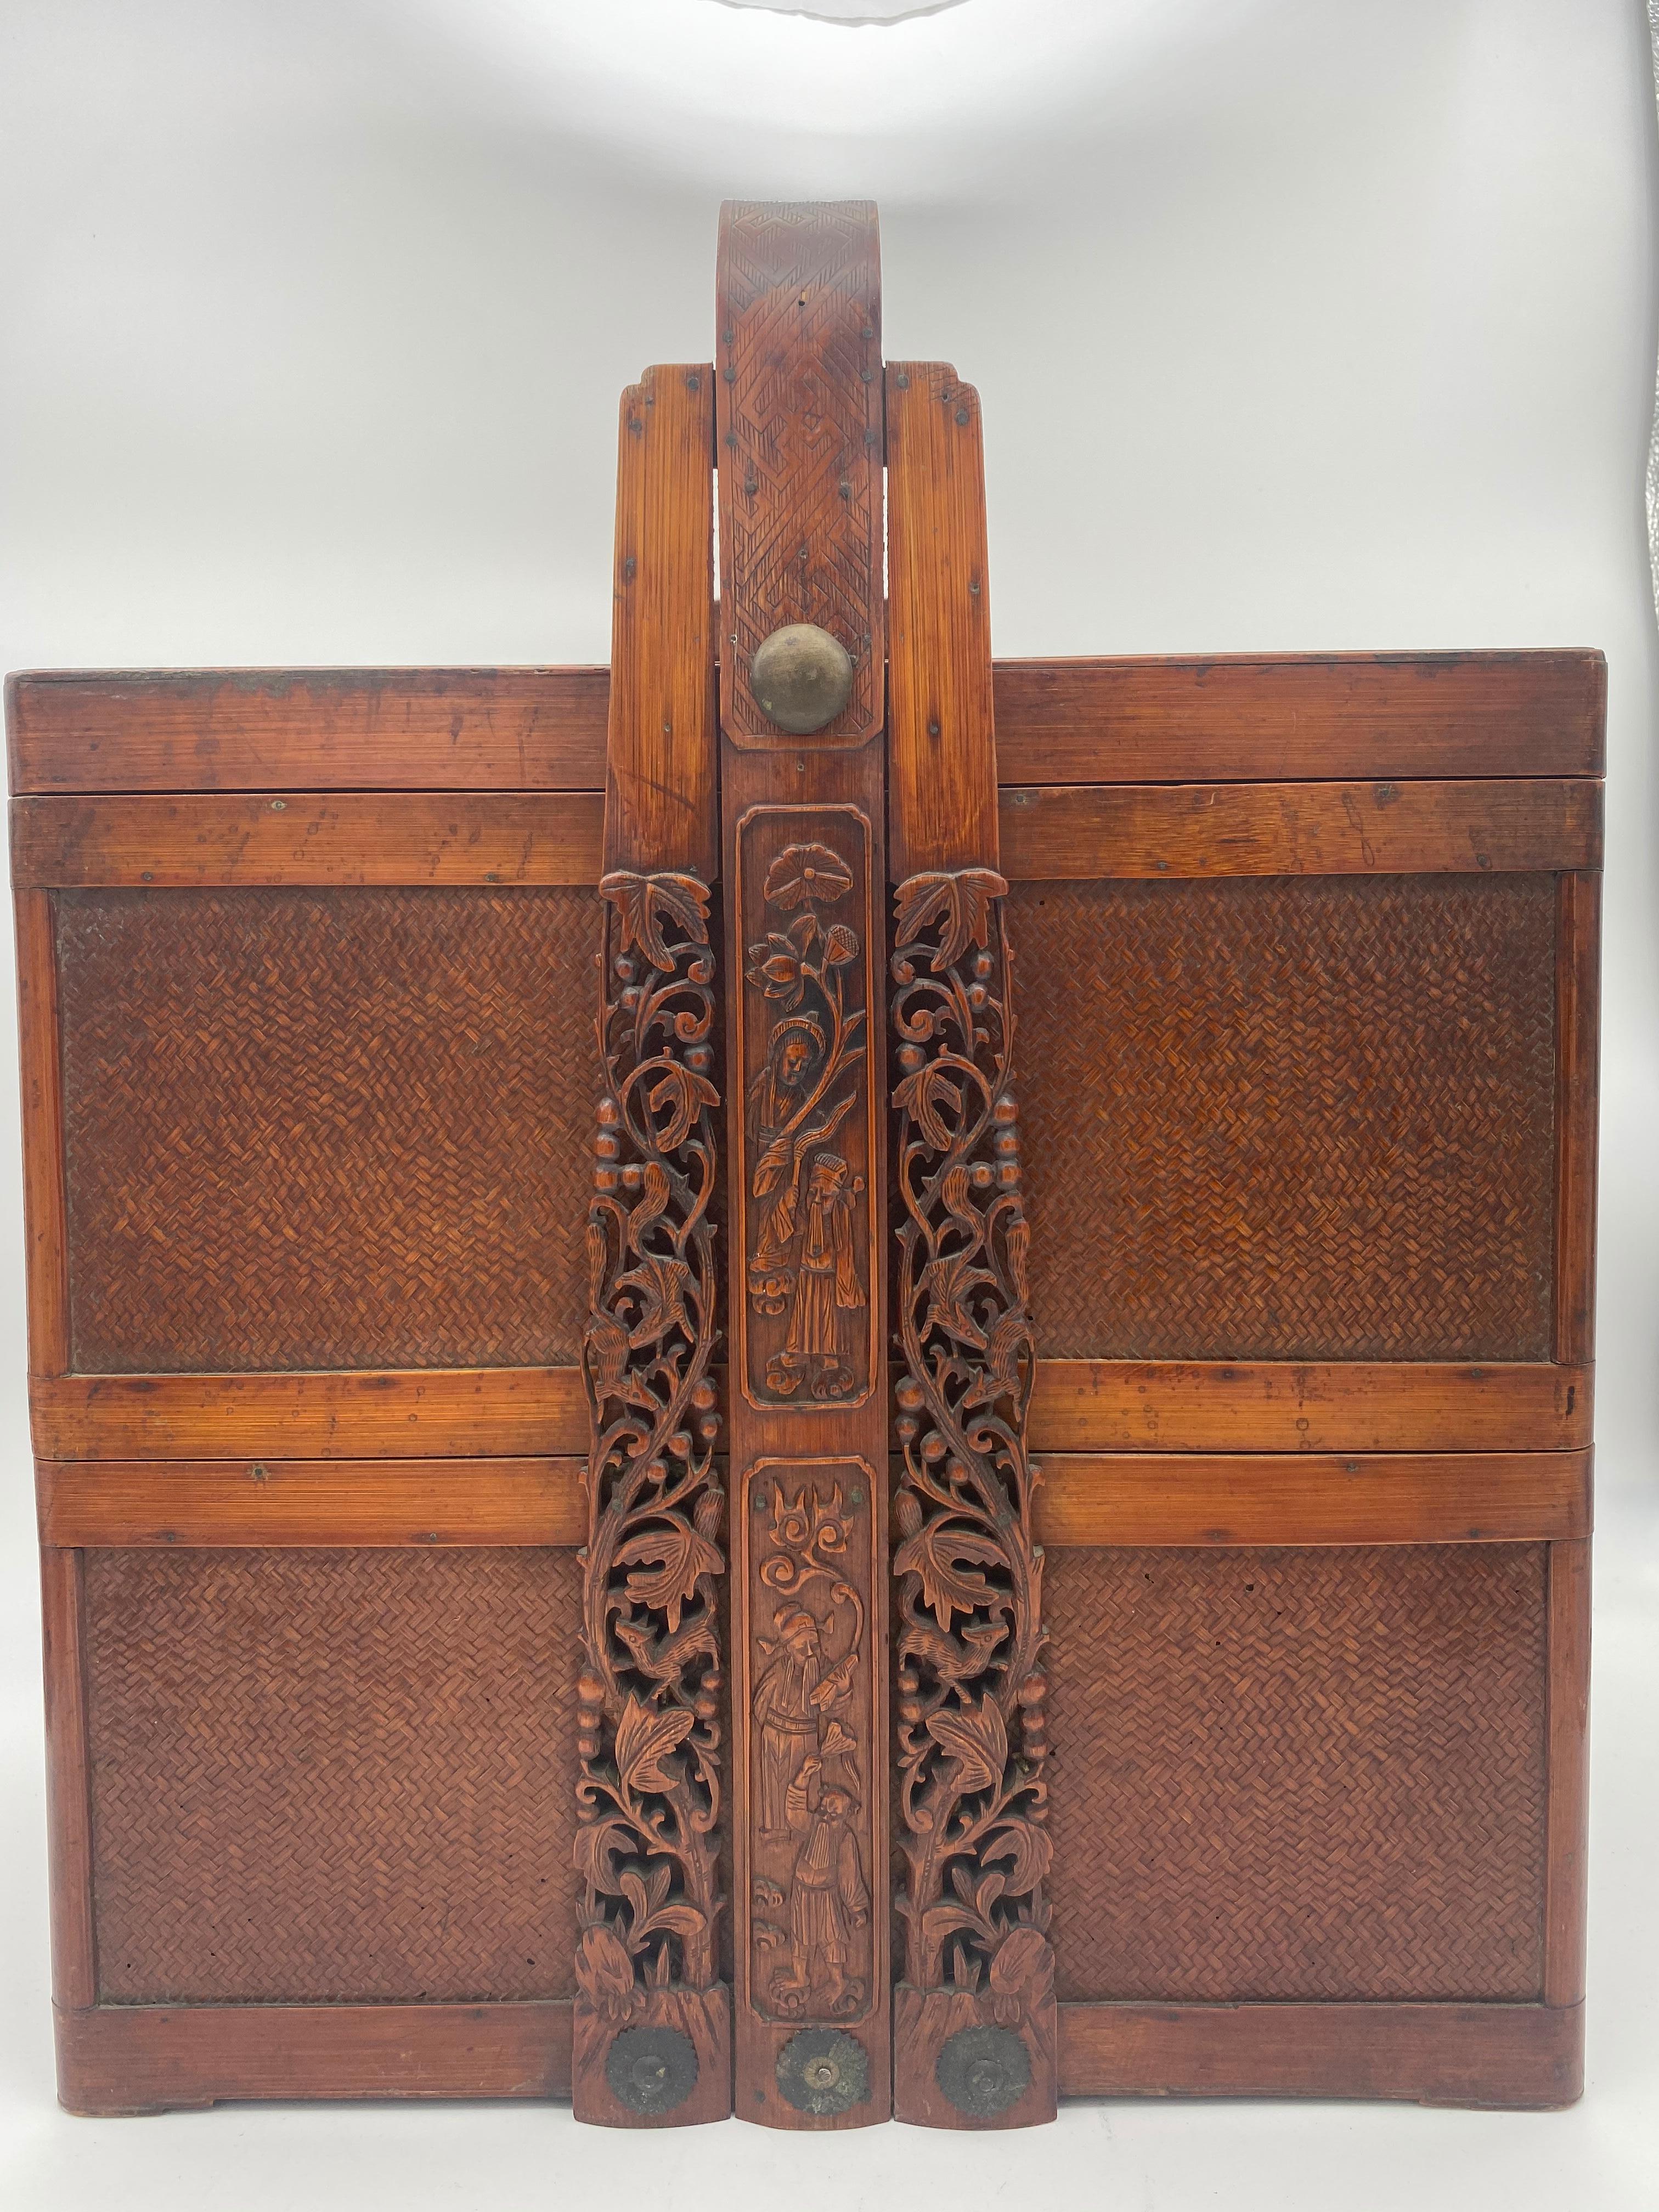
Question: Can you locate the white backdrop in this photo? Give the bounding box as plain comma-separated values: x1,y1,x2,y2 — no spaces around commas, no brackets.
2,3,1655,2207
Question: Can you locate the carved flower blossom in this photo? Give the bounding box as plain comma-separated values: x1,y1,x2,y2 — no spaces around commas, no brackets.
764,842,853,911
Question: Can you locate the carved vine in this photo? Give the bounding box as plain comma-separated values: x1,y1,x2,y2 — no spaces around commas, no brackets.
890,868,1053,2020
576,871,725,2018
744,840,868,1402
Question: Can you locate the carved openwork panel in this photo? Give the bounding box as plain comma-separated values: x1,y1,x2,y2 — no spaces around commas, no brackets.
737,1459,877,2034
888,870,1056,2127
574,870,729,2124
735,806,878,1412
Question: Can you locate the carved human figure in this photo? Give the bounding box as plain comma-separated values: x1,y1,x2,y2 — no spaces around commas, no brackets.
772,1756,870,2016
764,1151,866,1400
751,1603,825,1836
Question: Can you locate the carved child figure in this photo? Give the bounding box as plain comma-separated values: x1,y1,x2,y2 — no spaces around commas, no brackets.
772,1755,870,2017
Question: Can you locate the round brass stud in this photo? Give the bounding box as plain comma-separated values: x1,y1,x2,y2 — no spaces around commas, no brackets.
751,623,854,735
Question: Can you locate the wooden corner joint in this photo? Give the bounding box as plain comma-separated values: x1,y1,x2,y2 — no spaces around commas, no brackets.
573,870,731,2126
890,867,1058,2129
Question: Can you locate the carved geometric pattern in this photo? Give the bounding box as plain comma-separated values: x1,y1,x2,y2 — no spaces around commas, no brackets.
717,201,883,747
57,886,597,1373
83,1547,580,2004
1009,873,1558,1362
1044,1544,1548,2002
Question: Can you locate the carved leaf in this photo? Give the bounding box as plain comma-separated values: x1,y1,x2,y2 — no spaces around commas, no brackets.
894,1520,1008,1630
764,842,853,911
613,1693,697,1795
645,1063,719,1153
614,1253,692,1350
575,1921,642,2021
981,1819,1052,1899
602,871,709,968
924,1691,1008,1797
615,1519,723,1633
892,1063,963,1153
625,1161,671,1254
572,1816,635,1895
988,1924,1054,2027
894,868,1008,971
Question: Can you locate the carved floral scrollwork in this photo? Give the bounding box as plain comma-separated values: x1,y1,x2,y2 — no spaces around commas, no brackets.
577,870,725,2027
890,868,1054,2039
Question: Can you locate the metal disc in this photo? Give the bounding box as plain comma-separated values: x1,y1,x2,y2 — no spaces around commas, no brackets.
751,623,854,735
605,2022,699,2115
935,2023,1030,2117
775,2027,870,2115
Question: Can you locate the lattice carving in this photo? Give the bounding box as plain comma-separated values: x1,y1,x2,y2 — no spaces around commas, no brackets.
575,871,727,2112
889,870,1055,2120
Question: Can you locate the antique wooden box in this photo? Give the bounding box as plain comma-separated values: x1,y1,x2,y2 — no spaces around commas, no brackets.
8,202,1599,2126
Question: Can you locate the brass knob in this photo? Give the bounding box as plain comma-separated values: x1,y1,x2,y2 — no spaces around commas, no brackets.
751,623,853,735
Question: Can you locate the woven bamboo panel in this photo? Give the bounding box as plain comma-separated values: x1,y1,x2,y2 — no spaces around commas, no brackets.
1044,1545,1548,2002
84,1548,581,2004
1009,873,1557,1361
57,887,596,1372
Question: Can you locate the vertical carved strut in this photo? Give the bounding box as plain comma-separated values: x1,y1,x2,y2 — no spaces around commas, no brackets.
574,366,730,2126
718,202,892,2129
887,364,1057,2127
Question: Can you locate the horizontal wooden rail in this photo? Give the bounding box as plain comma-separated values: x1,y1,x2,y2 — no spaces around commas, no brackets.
35,1361,1588,1460
9,651,1604,793
7,668,610,794
30,1368,589,1460
11,793,605,888
997,778,1601,880
1028,1359,1590,1454
1030,1449,1590,1547
55,1999,574,2114
37,1458,589,1547
1055,2000,1581,2108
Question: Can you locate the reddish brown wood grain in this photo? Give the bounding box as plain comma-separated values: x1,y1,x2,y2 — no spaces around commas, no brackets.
13,890,69,1376
991,651,1606,784
1030,1450,1591,1548
603,366,718,878
1555,873,1602,1367
11,792,603,887
1056,1999,1582,2109
1028,1359,1590,1455
1544,1539,1592,2006
40,1550,97,2010
8,653,1605,794
885,363,997,876
30,1367,589,1460
6,667,608,794
37,1458,587,1548
55,1999,573,2114
998,778,1601,880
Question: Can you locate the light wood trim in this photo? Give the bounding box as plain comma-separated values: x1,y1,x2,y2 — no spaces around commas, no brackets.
1030,1450,1590,1548
40,1550,97,2009
885,363,998,876
1543,1538,1592,2006
13,889,69,1375
602,366,717,878
1056,2000,1581,2109
992,651,1606,785
37,1457,588,1548
30,1367,589,1461
1554,873,1602,1365
7,668,609,795
11,792,605,888
55,1999,573,2114
997,778,1601,881
1028,1359,1590,1455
